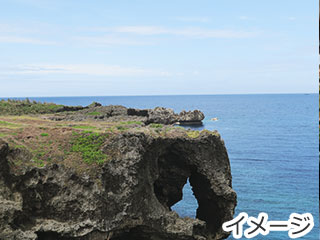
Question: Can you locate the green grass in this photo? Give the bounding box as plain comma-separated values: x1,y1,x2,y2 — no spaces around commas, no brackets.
86,111,101,116
105,128,114,133
0,132,19,137
82,130,93,134
0,120,21,128
116,126,129,131
72,125,97,130
40,133,49,137
71,132,108,164
149,123,163,128
186,131,200,138
13,144,26,149
201,129,220,137
33,158,45,167
0,99,64,115
30,146,47,167
119,121,143,125
0,120,15,126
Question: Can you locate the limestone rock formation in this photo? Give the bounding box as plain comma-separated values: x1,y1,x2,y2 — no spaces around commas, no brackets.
178,110,205,125
0,130,236,240
147,107,178,125
50,103,205,126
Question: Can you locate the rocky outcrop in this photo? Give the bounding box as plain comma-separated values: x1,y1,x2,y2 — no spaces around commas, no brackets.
146,107,178,125
145,107,204,125
147,108,205,125
50,104,205,126
0,131,236,240
55,105,86,112
178,110,205,125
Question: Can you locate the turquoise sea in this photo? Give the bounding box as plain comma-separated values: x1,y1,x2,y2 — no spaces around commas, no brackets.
9,94,319,239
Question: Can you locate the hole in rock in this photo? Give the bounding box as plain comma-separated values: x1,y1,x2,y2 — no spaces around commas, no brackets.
171,178,198,218
153,148,223,233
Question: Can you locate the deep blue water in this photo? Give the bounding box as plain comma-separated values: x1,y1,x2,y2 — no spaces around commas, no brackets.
7,94,319,239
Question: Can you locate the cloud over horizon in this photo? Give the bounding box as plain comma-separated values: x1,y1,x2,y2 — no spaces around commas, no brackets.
0,64,173,77
0,0,316,96
92,26,259,39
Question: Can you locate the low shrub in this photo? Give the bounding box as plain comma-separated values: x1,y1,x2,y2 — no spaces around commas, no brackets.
149,123,163,128
71,132,108,164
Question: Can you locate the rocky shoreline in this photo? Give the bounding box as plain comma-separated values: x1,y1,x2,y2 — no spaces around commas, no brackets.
49,103,205,126
0,101,236,240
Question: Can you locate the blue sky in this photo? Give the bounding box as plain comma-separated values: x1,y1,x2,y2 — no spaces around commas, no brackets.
0,0,317,97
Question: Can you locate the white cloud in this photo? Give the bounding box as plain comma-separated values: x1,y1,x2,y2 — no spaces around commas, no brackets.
0,36,56,45
108,26,168,35
1,64,172,77
96,26,258,39
172,28,256,38
175,17,211,23
0,22,59,45
74,35,151,46
0,23,258,47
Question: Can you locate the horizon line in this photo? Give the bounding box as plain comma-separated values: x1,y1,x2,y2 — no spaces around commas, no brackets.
0,92,318,99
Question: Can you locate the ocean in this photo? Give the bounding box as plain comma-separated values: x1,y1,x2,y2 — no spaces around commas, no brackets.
10,94,319,239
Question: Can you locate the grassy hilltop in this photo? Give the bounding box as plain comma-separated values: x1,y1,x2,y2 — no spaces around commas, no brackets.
0,99,216,175
0,99,65,115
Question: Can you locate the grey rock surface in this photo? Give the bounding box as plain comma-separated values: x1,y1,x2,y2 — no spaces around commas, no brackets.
147,107,178,125
178,110,205,124
49,103,205,126
0,131,236,240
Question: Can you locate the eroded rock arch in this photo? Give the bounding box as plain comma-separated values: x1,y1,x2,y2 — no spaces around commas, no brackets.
152,137,236,237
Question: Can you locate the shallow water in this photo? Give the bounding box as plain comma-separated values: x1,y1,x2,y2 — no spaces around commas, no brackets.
11,94,319,239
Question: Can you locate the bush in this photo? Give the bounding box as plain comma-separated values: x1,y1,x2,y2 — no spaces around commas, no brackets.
72,125,97,130
149,123,163,128
0,99,63,115
116,126,129,131
86,111,101,116
186,131,200,138
71,132,108,164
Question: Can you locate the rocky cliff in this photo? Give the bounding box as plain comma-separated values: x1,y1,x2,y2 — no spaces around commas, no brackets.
49,105,205,126
0,129,236,240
